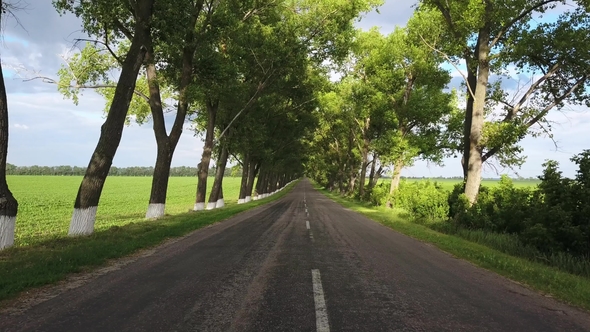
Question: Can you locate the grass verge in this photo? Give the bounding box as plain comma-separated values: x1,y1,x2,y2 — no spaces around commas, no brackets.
316,185,590,311
0,182,296,304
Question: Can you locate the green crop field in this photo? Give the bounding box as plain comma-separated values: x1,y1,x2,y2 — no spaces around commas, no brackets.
377,178,540,191
6,176,243,247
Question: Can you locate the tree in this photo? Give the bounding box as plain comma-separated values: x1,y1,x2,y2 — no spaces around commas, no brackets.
54,1,211,219
311,22,456,201
192,0,381,208
419,0,590,204
0,0,19,250
142,0,206,218
54,0,155,235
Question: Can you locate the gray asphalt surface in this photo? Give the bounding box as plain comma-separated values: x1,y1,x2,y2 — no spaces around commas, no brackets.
1,179,589,331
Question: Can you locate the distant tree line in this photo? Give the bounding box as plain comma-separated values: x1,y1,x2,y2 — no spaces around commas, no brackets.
6,164,242,177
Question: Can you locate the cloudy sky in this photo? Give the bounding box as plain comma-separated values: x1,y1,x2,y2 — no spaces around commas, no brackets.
1,0,588,178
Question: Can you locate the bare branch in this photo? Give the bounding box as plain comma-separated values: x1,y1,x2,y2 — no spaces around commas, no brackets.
419,33,476,100
524,74,587,128
482,74,587,162
508,62,560,120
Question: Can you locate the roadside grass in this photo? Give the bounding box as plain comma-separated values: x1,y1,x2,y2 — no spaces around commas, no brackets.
316,185,590,311
430,223,590,278
7,176,242,246
0,180,296,304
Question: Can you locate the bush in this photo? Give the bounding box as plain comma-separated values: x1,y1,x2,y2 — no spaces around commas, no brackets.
369,181,390,206
449,151,590,259
452,176,535,233
390,180,449,223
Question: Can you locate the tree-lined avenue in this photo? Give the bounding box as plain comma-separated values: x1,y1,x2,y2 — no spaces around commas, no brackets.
1,180,588,331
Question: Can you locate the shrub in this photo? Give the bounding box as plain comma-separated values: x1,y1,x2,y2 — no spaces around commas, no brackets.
369,181,390,206
449,176,534,233
449,151,590,259
390,180,449,223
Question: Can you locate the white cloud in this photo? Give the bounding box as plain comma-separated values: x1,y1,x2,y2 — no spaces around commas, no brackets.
13,123,28,130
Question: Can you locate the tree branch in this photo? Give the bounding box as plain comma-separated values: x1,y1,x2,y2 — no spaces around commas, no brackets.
503,62,560,121
490,0,561,48
215,71,275,144
113,18,134,41
73,37,124,65
25,76,150,102
482,73,587,162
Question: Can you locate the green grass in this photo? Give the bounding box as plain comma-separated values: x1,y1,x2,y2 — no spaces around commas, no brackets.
377,178,540,191
430,223,590,278
316,184,590,311
7,176,242,246
0,176,296,304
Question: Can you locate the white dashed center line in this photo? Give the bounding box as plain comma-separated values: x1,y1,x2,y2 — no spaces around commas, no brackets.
306,220,310,230
311,269,330,332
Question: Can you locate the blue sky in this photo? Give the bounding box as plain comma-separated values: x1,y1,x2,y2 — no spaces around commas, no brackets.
2,0,588,178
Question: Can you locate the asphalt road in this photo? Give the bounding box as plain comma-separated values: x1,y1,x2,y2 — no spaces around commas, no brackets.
1,180,589,331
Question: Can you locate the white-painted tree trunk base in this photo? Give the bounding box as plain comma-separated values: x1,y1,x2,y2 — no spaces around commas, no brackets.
253,196,259,201
206,202,217,210
69,206,98,236
0,215,16,250
216,198,225,208
145,203,165,219
245,196,251,203
238,198,245,204
193,202,205,211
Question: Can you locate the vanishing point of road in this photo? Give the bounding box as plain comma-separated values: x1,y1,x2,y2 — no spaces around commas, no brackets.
1,180,589,331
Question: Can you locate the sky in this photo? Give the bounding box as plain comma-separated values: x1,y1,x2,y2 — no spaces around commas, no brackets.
1,0,588,178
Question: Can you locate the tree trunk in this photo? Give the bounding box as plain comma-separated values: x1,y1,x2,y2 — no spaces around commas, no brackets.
386,158,404,208
0,60,18,250
246,161,258,201
358,118,370,199
238,154,250,204
69,0,153,236
146,139,172,218
269,172,277,193
389,160,404,195
348,172,357,196
145,13,196,218
279,173,286,189
207,143,229,209
255,168,265,197
462,59,477,179
370,165,383,190
359,154,368,199
218,186,224,208
367,153,377,190
464,26,491,205
194,99,218,211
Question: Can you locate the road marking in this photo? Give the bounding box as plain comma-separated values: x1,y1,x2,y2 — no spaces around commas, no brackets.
306,220,310,229
311,269,330,332
305,208,308,213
